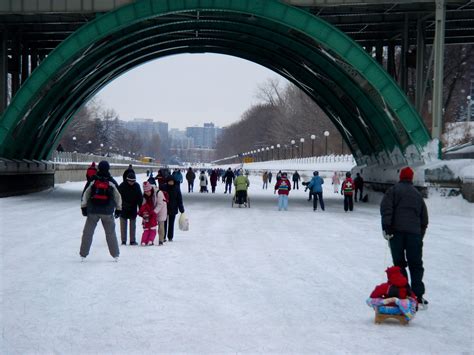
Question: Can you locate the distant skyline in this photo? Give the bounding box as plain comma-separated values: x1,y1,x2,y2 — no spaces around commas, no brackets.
97,54,286,130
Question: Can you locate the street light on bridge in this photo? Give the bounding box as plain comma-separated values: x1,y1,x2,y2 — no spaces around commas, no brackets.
291,140,295,158
276,144,280,160
271,145,274,160
310,134,316,156
324,131,330,155
300,138,305,158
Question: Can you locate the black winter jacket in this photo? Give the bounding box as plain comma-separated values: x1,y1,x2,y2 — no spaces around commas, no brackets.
166,185,185,216
380,181,429,235
118,181,143,219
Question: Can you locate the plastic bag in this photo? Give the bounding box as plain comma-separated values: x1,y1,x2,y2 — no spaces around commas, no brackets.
178,213,189,231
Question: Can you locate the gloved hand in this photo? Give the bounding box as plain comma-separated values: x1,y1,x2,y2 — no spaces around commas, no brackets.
114,210,121,219
382,225,394,240
81,207,87,217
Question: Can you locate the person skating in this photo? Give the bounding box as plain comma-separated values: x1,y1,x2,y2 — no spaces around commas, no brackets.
332,171,341,194
86,162,97,183
185,167,196,193
172,168,183,187
380,166,429,307
341,172,354,212
164,175,185,242
199,170,209,193
138,182,158,246
274,172,291,211
223,167,235,194
234,169,250,207
354,172,364,202
262,171,268,190
118,172,143,245
139,181,167,246
210,169,219,193
292,170,301,190
268,171,273,184
307,171,325,211
79,160,122,261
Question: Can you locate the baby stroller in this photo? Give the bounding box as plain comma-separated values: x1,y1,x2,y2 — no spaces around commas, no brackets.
232,190,250,208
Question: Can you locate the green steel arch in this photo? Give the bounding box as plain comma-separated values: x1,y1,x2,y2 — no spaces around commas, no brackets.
0,0,432,165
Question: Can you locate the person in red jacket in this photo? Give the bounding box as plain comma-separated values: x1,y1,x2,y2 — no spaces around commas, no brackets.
341,172,354,212
86,162,97,182
138,182,158,246
274,172,291,211
370,266,417,302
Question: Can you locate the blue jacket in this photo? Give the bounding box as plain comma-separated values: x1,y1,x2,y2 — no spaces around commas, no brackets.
172,171,183,183
307,176,324,193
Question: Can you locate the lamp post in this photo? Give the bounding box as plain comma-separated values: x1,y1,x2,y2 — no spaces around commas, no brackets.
257,149,261,162
266,147,270,161
291,139,295,158
324,131,330,155
271,145,274,160
72,136,77,152
300,138,305,158
310,134,316,156
276,144,280,160
87,140,92,154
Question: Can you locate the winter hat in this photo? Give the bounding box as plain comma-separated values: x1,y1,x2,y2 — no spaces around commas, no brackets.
98,160,110,173
386,266,408,287
399,166,414,181
346,172,351,178
313,171,319,176
90,162,96,168
143,181,153,192
126,172,136,182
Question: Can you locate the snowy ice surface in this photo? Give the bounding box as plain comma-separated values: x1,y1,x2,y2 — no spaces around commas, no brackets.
0,173,473,355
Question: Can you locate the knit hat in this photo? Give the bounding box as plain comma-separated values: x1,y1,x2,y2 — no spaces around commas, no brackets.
346,172,351,178
98,160,110,173
399,166,414,181
385,266,408,287
126,172,136,182
90,162,96,168
143,181,153,192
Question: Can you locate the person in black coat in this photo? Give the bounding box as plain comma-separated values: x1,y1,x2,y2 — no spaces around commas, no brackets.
354,172,364,202
292,170,301,190
223,167,235,194
380,166,429,306
185,167,196,193
164,175,185,242
118,172,143,245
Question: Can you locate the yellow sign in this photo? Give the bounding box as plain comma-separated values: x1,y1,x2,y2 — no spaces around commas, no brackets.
243,157,254,163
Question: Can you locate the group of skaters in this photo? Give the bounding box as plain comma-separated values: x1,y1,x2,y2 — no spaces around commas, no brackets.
79,162,185,262
183,167,246,194
258,169,365,212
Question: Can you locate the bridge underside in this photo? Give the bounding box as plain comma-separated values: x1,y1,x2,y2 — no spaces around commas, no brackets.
0,0,434,166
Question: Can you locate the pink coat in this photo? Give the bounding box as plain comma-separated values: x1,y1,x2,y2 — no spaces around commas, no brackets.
154,190,168,222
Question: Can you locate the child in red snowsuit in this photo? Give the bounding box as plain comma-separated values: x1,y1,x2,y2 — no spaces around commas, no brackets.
138,182,158,246
370,266,417,302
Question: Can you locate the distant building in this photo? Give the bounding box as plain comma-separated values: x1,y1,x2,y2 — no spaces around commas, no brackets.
169,128,194,149
124,118,168,143
185,122,222,149
123,118,169,159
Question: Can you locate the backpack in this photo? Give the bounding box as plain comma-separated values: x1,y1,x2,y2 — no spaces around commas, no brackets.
200,175,206,182
90,178,111,204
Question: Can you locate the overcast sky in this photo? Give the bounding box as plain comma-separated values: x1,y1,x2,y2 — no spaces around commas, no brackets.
97,53,285,130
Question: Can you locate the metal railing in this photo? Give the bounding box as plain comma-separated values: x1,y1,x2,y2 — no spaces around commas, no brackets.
51,151,144,165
